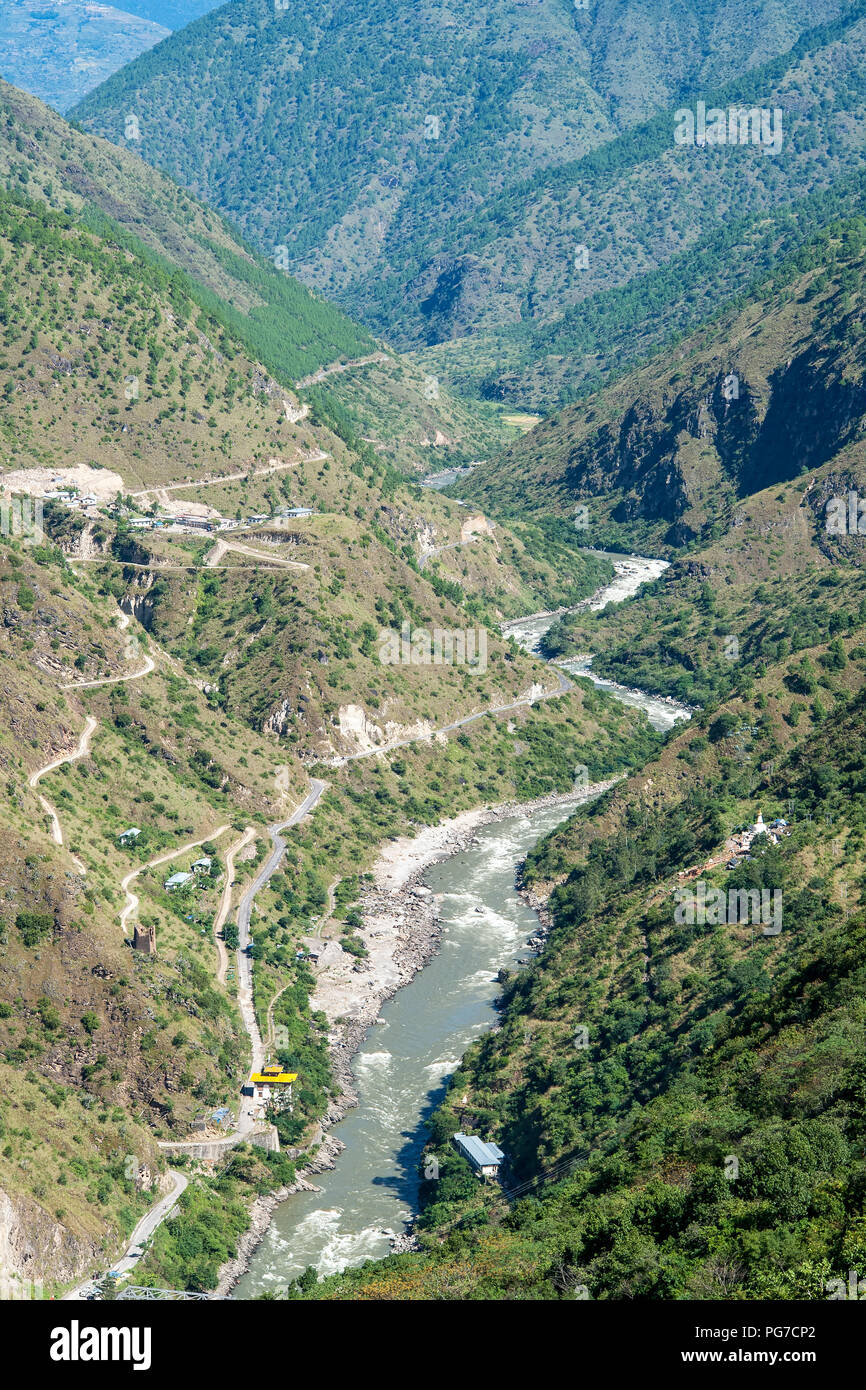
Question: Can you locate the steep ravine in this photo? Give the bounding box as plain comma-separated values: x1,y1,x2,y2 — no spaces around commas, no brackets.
231,552,690,1293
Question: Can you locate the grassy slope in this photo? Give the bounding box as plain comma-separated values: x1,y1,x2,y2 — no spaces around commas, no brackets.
0,528,305,1289
297,484,866,1303
0,79,514,470
459,217,866,552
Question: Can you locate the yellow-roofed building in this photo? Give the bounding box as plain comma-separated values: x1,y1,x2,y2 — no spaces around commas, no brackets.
245,1064,298,1106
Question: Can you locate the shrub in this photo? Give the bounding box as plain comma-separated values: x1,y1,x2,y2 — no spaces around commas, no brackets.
15,911,53,946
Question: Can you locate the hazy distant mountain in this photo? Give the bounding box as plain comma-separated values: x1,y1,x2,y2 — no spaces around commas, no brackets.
110,0,227,27
0,0,169,111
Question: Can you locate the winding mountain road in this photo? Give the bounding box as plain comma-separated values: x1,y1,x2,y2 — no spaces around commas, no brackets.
205,538,309,571
119,826,231,936
61,653,155,690
233,778,328,1135
28,715,99,870
214,826,256,984
130,450,329,505
63,1170,189,1301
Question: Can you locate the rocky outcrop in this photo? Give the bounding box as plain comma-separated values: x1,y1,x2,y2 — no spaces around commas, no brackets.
336,703,434,755
0,1187,100,1285
120,575,156,630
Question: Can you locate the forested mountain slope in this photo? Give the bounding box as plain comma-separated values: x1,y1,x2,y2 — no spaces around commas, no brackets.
116,1,224,26
0,1,170,114
460,217,866,550
295,423,866,1302
1,81,513,470
281,204,866,1302
70,0,852,363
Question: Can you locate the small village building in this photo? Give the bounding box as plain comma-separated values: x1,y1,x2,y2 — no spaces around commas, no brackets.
118,827,141,844
243,1064,298,1109
132,923,156,954
164,871,192,891
192,856,212,874
453,1133,506,1178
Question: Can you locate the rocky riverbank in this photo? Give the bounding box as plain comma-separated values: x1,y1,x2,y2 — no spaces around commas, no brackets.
217,781,617,1293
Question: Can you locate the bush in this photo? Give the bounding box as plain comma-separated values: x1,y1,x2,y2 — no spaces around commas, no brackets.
15,911,53,946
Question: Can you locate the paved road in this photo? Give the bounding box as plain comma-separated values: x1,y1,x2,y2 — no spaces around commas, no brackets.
234,779,328,1134
63,1170,188,1301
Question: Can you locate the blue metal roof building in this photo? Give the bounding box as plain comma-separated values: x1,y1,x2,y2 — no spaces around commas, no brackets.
453,1132,506,1176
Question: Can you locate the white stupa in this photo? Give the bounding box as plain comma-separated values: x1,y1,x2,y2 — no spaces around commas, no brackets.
752,811,766,837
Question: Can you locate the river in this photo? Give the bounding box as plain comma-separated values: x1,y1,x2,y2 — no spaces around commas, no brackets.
233,552,690,1295
233,795,597,1293
502,551,690,733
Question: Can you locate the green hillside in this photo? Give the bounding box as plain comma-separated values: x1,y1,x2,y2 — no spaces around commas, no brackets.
69,0,852,366
459,216,866,549
293,498,866,1303
278,216,866,1303
0,97,643,1292
0,80,514,470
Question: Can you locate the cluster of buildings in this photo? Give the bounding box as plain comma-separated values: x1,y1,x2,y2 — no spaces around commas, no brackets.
41,482,101,517
118,830,214,889
126,506,315,534
678,810,792,882
164,856,212,891
724,811,790,868
44,488,99,508
128,514,226,533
